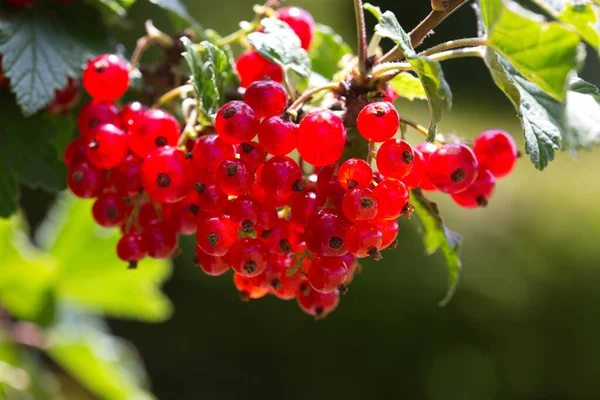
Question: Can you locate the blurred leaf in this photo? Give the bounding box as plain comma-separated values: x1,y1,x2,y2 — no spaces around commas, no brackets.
411,189,462,307
147,0,202,32
388,72,427,101
46,305,154,400
562,77,600,150
248,18,312,87
308,24,352,80
0,216,57,322
374,10,452,141
0,4,112,115
37,195,173,322
0,173,19,219
479,0,585,101
92,0,136,17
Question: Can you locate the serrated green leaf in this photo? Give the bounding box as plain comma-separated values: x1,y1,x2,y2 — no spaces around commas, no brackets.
147,0,202,33
479,0,585,101
411,189,462,307
46,306,154,400
388,72,427,101
248,18,312,88
308,24,352,80
37,195,173,322
0,4,112,115
374,11,452,141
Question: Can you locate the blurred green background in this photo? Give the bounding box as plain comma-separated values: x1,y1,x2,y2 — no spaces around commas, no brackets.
18,0,600,398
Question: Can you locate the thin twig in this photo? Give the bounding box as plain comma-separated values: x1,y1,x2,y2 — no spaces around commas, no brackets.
418,37,487,57
399,117,444,145
152,84,194,109
354,0,368,77
287,82,340,112
129,20,174,71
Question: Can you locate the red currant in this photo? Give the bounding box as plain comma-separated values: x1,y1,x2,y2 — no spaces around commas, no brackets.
92,193,126,228
258,116,298,156
375,218,399,250
473,129,518,178
234,273,270,300
357,102,399,142
117,234,147,269
376,139,414,180
383,86,398,103
191,134,236,183
338,158,372,190
342,188,379,222
226,195,262,233
64,137,87,168
261,218,301,256
401,149,426,189
83,54,129,101
427,143,478,193
276,7,315,50
451,168,496,208
195,247,230,276
308,256,348,294
297,284,339,318
298,111,346,166
260,155,304,198
290,190,318,228
215,101,258,145
119,102,147,130
113,155,143,198
85,123,128,169
345,222,383,259
47,77,80,114
162,193,202,235
229,238,269,277
194,182,228,213
236,51,283,88
78,101,119,139
237,141,266,169
68,161,105,198
141,146,194,204
244,80,288,118
196,215,237,256
144,220,179,259
373,179,409,220
128,109,180,159
414,142,438,191
216,159,254,196
305,211,349,257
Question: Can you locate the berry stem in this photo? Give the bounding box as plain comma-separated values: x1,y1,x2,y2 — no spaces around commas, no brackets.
366,141,376,166
354,0,369,77
178,103,199,147
288,82,340,112
418,38,488,57
129,20,174,71
399,117,443,145
152,84,194,109
216,0,278,46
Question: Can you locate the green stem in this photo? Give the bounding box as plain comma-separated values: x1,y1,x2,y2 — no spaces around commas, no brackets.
288,82,340,112
152,84,194,109
419,38,488,57
399,117,444,145
129,20,174,71
354,0,368,77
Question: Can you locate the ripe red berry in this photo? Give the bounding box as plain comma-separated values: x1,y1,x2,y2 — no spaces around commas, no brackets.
215,101,258,145
226,195,262,233
383,86,399,103
144,220,179,259
120,102,147,130
195,247,230,276
78,101,119,139
194,182,228,213
260,155,304,198
128,109,180,159
266,259,300,300
342,188,378,222
83,54,129,101
236,51,284,88
244,80,288,118
196,215,237,257
68,161,105,198
234,273,270,300
64,137,87,168
376,139,414,180
228,238,269,277
373,179,409,220
114,155,143,198
290,190,318,228
191,134,236,182
451,168,496,208
92,193,127,228
305,211,349,257
47,77,80,114
427,143,479,193
85,123,128,169
401,149,426,189
298,111,346,166
345,222,383,259
297,284,339,318
276,7,315,50
308,257,348,294
136,201,159,228
162,192,202,235
261,218,300,256
414,142,438,191
117,234,147,269
473,129,518,178
216,159,254,196
141,146,194,204
237,141,266,169
375,218,399,250
357,102,399,142
338,158,372,190
258,116,298,156
251,181,296,207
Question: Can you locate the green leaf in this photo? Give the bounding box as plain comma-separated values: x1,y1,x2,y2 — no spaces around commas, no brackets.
182,38,237,120
363,3,383,19
308,24,352,80
562,77,600,150
0,215,57,321
248,18,312,86
92,0,136,17
46,306,154,400
0,4,112,115
37,195,173,322
479,0,585,101
374,11,452,141
147,0,202,32
0,173,19,219
411,189,463,307
389,72,428,101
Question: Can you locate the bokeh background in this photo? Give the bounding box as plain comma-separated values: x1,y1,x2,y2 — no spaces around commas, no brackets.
20,0,600,398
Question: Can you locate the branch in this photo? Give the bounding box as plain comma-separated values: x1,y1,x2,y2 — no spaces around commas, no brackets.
354,0,368,77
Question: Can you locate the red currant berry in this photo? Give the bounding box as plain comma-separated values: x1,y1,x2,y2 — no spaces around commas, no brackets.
196,215,237,257
68,161,105,198
308,256,348,294
383,86,398,103
92,193,126,228
376,139,414,180
251,181,296,208
258,116,298,156
141,146,194,204
342,188,378,222
120,102,147,130
297,284,339,318
451,168,496,208
78,101,119,139
114,155,143,198
357,102,399,142
83,54,129,101
85,123,128,169
64,137,87,168
255,202,279,234
194,182,228,213
144,220,179,259
215,101,258,145
236,51,284,88
373,179,409,220
298,111,346,166
162,193,202,235
276,7,315,50
234,273,270,300
266,259,300,300
259,155,303,198
338,158,372,190
244,80,288,118
261,218,301,256
47,77,80,114
229,238,269,277
375,218,399,250
226,195,262,233
216,159,254,196
401,149,426,189
345,222,383,259
117,234,147,269
194,247,230,276
191,134,236,182
128,109,180,159
136,201,159,229
427,143,478,193
474,129,518,178
237,141,266,169
305,211,349,257
414,142,438,191
291,190,318,228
